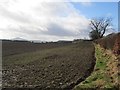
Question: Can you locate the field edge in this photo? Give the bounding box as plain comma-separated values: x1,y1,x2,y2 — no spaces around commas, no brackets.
73,44,119,89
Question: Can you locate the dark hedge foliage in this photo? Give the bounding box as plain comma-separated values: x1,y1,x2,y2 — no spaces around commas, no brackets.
94,33,120,55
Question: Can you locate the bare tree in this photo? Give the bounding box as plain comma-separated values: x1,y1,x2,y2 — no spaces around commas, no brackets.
89,17,113,40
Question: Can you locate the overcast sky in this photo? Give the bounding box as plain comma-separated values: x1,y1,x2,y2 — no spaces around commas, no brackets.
0,0,118,41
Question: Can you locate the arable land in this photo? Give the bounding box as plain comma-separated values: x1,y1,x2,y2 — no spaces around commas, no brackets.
2,40,95,89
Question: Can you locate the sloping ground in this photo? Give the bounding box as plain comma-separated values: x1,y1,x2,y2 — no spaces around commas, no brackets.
95,32,120,55
2,41,95,89
73,44,119,89
113,33,120,55
2,40,72,57
74,33,120,89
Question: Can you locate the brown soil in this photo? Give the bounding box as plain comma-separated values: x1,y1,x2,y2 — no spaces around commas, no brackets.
2,41,96,90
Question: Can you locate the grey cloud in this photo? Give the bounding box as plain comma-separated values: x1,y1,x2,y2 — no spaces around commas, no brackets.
0,1,90,41
42,23,76,36
0,6,31,24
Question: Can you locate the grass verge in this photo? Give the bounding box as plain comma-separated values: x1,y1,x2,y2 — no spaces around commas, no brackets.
73,44,119,89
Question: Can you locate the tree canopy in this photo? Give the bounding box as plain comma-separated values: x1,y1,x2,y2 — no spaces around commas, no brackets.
89,17,113,40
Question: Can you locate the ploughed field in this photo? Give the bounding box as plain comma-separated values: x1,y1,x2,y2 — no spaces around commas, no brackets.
2,41,95,89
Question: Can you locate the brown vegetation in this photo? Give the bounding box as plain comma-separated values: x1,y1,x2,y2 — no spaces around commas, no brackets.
113,33,120,55
95,32,120,55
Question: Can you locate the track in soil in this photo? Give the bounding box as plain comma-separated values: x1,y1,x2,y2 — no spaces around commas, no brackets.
2,41,96,89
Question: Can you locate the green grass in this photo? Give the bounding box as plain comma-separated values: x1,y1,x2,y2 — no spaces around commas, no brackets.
73,44,118,89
